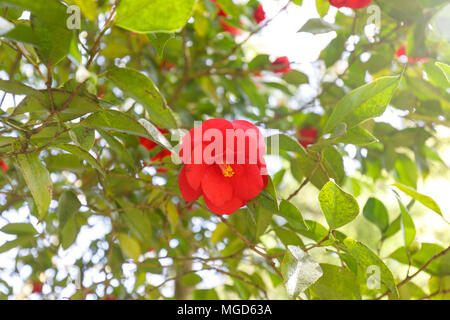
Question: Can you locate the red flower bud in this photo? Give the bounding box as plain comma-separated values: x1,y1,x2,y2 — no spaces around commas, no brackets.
329,0,372,9
0,160,8,172
31,281,43,294
254,4,266,24
271,56,291,74
178,119,268,215
298,127,318,148
161,60,175,71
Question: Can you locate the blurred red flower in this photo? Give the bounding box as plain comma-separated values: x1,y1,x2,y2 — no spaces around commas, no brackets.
139,128,171,165
329,0,372,9
31,281,43,294
272,56,291,74
0,160,8,172
298,127,318,148
395,45,429,63
254,4,266,24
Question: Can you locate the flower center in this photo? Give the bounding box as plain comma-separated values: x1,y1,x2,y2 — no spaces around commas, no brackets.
219,164,235,178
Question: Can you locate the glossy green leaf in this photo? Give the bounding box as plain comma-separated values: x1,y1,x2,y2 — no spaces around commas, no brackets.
0,223,37,236
117,233,141,261
343,238,398,297
324,76,400,133
106,66,177,128
309,263,361,300
363,197,389,233
393,182,445,220
318,181,360,229
16,152,52,220
116,0,196,33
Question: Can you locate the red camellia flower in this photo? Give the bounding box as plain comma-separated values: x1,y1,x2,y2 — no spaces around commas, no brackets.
298,127,318,148
329,0,372,9
254,4,266,24
0,160,8,172
395,45,429,63
178,119,268,215
31,281,43,294
139,127,171,162
271,56,291,74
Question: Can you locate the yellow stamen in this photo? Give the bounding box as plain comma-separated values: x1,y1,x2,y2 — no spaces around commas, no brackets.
219,164,235,177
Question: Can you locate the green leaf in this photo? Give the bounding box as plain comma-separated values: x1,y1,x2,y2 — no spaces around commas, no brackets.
16,152,52,220
117,233,141,261
324,76,400,133
267,133,307,156
106,66,177,128
389,243,450,276
397,198,416,248
282,70,308,86
318,181,359,229
0,223,37,236
0,0,74,64
70,126,95,151
363,197,389,233
281,245,323,297
343,238,398,297
55,143,105,176
182,273,202,286
0,235,35,254
0,79,45,99
166,201,179,234
279,200,307,231
435,62,450,85
57,190,81,231
309,264,361,300
147,33,173,58
116,0,196,33
14,89,101,121
60,214,79,250
81,110,151,138
98,130,137,171
298,18,339,34
315,0,330,17
275,228,305,248
117,199,153,245
393,182,445,221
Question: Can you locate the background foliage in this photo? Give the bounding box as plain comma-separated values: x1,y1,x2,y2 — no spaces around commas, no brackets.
0,0,449,300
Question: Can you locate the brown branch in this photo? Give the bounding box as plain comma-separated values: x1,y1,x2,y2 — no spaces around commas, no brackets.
287,152,322,200
376,246,450,300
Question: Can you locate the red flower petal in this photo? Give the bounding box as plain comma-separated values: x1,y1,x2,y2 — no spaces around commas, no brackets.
231,164,264,201
201,165,234,207
139,136,157,151
151,149,171,161
179,166,202,201
220,20,243,36
254,4,266,24
271,56,291,74
298,127,318,148
0,160,8,172
184,163,207,191
231,120,266,163
204,194,244,215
